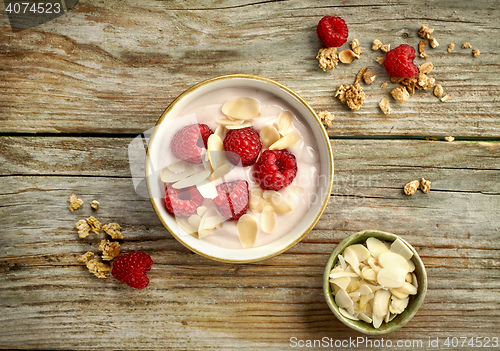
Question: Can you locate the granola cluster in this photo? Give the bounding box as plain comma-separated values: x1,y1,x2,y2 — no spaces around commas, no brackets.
404,178,432,195
335,83,365,111
69,194,83,212
316,47,339,71
70,195,124,279
317,110,335,128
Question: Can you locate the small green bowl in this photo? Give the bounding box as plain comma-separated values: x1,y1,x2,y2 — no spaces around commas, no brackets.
323,230,427,335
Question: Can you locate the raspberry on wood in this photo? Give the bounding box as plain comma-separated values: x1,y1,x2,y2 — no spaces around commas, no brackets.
111,251,153,289
384,44,419,78
317,16,349,48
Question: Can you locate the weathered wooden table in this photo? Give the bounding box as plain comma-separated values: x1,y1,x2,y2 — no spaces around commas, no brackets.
1,0,499,350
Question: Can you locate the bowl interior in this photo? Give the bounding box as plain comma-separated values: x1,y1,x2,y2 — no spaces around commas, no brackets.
323,230,427,335
146,74,334,263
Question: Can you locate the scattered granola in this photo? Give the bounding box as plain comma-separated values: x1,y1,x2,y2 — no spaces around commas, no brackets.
418,62,434,74
429,36,439,48
76,219,91,238
350,39,363,55
78,251,94,263
420,178,431,193
99,239,121,261
90,200,99,209
86,259,111,279
381,81,388,88
380,43,391,53
339,49,360,63
316,47,339,71
472,48,480,57
363,70,377,85
434,84,444,98
418,40,429,59
345,84,365,111
448,43,455,52
103,222,123,239
418,25,434,39
375,56,385,65
416,72,436,90
87,216,101,235
462,42,471,49
445,136,455,142
440,95,450,102
399,77,417,94
335,85,347,103
404,180,420,195
379,98,391,115
336,84,365,111
372,39,382,51
355,67,369,85
391,86,410,103
69,194,83,212
317,110,335,128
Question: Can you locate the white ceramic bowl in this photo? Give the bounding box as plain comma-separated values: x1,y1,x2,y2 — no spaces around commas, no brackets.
146,74,334,263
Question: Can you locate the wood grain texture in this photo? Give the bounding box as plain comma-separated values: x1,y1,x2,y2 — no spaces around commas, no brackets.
1,138,499,349
0,0,499,136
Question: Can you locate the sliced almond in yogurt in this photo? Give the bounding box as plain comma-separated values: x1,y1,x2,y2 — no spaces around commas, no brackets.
197,206,208,217
196,180,218,199
221,97,261,120
188,214,202,229
225,122,254,130
175,218,197,236
207,134,226,170
260,124,281,148
166,160,186,174
269,130,301,150
249,187,266,213
216,118,246,126
161,164,197,183
214,125,226,140
237,214,258,248
172,169,211,189
261,205,276,233
277,110,293,136
198,207,224,238
211,163,232,181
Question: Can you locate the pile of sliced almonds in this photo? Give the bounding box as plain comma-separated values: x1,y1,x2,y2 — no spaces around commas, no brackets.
330,237,419,329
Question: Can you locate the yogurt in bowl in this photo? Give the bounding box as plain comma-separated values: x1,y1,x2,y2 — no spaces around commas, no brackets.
146,74,334,263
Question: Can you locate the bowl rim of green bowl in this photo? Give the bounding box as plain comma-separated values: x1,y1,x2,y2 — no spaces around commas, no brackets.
323,230,428,335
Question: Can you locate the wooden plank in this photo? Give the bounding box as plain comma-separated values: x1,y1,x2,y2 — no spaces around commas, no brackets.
1,138,499,349
1,0,499,137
